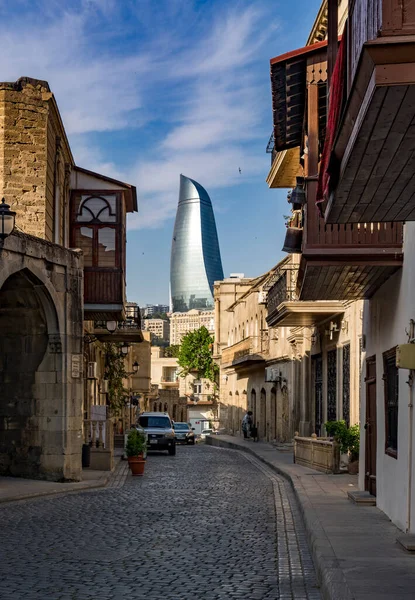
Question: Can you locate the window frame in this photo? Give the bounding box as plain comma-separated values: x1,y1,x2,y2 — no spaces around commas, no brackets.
383,346,399,459
70,191,122,270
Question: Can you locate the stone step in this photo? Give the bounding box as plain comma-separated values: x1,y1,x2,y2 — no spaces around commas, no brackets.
397,534,415,552
347,490,376,505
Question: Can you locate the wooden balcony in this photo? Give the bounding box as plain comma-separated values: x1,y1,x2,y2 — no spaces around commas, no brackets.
325,0,415,223
221,336,268,370
298,182,403,300
84,270,125,321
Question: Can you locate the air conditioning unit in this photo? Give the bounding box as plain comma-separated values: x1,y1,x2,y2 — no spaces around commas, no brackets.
258,291,267,304
87,361,98,379
100,379,109,393
265,366,281,383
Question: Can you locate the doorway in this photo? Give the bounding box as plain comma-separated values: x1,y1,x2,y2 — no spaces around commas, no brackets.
312,355,323,436
365,356,377,496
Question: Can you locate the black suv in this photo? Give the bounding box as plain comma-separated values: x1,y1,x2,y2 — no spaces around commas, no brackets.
137,412,176,455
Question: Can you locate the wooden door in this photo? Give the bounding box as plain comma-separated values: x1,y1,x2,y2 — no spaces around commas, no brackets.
365,356,377,496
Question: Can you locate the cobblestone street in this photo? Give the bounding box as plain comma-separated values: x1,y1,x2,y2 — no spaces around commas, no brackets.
0,445,321,600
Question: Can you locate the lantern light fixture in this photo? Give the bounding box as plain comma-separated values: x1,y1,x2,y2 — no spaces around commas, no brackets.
132,361,140,373
120,343,130,356
106,320,117,333
288,177,306,207
0,197,16,241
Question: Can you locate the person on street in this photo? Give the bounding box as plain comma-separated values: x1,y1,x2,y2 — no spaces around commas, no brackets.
242,410,253,439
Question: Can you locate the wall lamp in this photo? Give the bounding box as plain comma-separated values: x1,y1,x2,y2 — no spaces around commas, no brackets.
0,198,16,241
126,361,140,376
120,343,130,356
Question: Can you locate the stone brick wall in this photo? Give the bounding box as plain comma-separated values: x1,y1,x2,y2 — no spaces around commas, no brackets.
0,78,73,243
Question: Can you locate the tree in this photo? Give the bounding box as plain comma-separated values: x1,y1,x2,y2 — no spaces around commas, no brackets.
164,345,180,358
104,343,129,414
177,326,218,382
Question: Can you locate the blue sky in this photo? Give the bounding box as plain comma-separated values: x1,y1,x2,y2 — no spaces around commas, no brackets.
0,0,321,306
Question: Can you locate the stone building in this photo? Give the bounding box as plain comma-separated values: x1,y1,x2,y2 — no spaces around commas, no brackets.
170,309,215,345
149,347,185,422
0,77,141,481
214,257,364,444
143,318,170,344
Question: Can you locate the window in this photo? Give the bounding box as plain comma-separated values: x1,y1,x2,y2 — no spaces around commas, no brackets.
71,193,119,269
383,347,399,458
194,382,202,394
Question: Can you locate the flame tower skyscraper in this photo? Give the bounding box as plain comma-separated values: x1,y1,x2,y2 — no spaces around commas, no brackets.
170,175,224,313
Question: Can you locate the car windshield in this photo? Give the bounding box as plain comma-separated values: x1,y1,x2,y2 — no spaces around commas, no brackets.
202,429,212,434
174,423,189,431
138,416,171,428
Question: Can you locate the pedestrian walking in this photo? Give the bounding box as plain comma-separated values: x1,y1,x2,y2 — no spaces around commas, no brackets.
241,410,253,439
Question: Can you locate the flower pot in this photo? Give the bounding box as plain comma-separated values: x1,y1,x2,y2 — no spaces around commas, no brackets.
128,456,146,476
348,459,359,475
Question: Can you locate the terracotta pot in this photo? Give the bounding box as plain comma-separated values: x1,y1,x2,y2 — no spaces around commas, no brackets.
128,456,146,476
348,459,359,475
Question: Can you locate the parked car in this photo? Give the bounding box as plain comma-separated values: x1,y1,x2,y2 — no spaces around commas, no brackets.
173,422,196,445
137,412,176,455
200,428,219,440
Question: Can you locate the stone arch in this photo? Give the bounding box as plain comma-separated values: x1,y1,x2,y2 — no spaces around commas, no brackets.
158,402,162,412
0,268,63,479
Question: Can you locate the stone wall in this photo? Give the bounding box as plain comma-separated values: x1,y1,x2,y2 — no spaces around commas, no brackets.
0,77,73,243
0,231,83,481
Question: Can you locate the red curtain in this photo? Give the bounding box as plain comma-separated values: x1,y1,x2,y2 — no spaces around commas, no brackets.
316,34,346,212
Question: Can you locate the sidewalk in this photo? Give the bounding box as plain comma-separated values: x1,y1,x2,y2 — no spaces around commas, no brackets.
207,435,415,600
0,454,125,504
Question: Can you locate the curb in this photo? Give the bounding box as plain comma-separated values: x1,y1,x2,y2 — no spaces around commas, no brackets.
207,436,355,600
0,477,110,505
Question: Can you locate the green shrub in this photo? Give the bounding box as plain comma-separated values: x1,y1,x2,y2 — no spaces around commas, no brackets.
125,429,147,457
324,420,360,460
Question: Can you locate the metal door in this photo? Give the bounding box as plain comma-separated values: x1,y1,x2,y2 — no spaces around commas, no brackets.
313,355,323,436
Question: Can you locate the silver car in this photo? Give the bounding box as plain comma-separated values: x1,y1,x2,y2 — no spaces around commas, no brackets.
173,422,196,445
137,412,176,456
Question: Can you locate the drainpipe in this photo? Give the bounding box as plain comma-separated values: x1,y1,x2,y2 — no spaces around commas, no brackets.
407,319,415,533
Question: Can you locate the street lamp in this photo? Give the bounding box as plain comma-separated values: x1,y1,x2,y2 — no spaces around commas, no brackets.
106,320,117,333
132,361,140,373
120,343,130,356
0,198,16,241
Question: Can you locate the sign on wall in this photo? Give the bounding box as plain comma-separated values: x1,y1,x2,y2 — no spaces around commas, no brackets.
71,354,82,378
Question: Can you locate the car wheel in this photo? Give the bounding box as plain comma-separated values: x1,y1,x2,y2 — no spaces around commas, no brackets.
168,445,176,456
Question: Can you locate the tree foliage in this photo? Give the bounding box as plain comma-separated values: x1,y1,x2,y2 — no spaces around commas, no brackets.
164,345,180,358
177,326,218,382
104,343,129,414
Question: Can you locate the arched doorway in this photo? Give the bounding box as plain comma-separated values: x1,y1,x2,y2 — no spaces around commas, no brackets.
271,388,277,441
0,269,61,479
260,388,266,440
250,389,256,428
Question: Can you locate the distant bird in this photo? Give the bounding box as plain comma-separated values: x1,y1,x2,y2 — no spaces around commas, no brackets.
239,168,242,174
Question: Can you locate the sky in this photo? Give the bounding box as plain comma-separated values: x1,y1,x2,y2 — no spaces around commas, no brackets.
0,0,322,306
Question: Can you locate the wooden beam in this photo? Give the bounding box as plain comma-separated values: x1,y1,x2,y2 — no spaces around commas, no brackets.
327,0,338,90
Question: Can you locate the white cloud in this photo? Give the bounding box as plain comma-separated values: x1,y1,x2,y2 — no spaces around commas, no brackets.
0,1,278,231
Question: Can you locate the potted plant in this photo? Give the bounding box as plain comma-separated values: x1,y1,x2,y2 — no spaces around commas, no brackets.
324,420,360,474
125,429,147,476
346,424,360,474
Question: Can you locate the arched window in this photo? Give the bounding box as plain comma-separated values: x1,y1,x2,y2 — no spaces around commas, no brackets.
71,193,120,269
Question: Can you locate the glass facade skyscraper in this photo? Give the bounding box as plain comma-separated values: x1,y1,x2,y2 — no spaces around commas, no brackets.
170,175,224,313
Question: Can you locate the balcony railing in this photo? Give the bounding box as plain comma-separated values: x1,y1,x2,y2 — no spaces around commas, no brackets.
221,336,268,367
266,270,298,316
